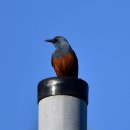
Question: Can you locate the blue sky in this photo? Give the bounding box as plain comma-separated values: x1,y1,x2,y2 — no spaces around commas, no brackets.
0,0,130,130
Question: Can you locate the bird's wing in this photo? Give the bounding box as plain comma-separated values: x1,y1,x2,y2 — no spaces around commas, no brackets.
51,56,54,67
71,50,78,65
65,50,78,77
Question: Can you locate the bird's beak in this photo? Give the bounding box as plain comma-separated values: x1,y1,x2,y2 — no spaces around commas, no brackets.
45,39,54,43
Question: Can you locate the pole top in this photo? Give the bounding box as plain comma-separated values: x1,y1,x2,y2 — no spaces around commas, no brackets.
38,77,89,104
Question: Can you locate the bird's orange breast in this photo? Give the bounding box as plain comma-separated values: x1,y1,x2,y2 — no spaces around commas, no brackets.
52,52,78,77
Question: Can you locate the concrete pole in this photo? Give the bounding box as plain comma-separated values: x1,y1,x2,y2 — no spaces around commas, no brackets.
38,77,89,130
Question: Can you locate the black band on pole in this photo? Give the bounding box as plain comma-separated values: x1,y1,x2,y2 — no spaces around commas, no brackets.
38,77,89,104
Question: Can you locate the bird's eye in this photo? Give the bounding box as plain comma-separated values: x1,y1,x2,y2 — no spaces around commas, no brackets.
53,38,57,43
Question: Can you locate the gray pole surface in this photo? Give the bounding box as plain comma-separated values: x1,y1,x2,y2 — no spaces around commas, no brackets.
38,77,88,130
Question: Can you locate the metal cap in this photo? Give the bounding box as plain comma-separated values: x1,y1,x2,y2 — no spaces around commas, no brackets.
38,77,89,104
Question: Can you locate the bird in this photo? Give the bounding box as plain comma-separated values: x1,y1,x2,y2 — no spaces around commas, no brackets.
45,36,78,78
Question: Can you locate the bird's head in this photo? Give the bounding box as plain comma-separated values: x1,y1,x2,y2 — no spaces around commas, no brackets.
45,36,70,50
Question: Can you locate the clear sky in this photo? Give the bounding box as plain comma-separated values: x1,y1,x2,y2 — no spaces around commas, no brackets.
0,0,130,130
